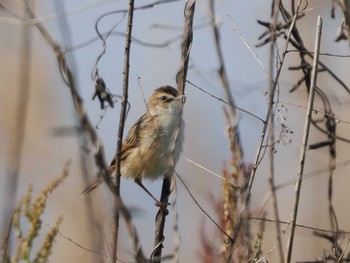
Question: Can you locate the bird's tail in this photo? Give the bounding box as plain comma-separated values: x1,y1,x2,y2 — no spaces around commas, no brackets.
80,176,104,197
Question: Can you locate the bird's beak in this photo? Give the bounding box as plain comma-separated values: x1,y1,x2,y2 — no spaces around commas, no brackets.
175,95,186,105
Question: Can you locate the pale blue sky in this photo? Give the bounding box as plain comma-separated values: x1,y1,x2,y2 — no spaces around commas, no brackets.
1,0,350,262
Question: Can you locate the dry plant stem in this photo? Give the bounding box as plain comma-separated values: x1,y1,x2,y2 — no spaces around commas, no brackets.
280,2,349,95
115,199,145,263
24,4,145,262
171,181,180,263
249,217,350,235
328,158,339,257
1,212,14,262
2,2,32,248
153,1,195,262
285,16,323,263
113,0,134,261
175,170,233,242
95,151,146,262
56,230,107,259
287,38,350,95
53,1,104,258
209,0,243,162
268,0,284,262
209,0,245,260
186,80,265,123
228,1,303,255
209,0,237,123
247,0,302,206
176,0,195,95
153,174,172,263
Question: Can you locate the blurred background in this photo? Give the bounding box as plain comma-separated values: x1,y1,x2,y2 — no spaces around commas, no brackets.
1,0,350,262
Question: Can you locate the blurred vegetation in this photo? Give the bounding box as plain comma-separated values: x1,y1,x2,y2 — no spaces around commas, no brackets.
3,160,70,263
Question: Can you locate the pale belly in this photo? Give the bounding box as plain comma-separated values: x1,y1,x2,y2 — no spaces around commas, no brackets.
121,139,170,181
120,116,183,181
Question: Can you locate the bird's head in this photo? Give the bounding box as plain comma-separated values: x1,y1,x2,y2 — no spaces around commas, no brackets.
147,86,186,117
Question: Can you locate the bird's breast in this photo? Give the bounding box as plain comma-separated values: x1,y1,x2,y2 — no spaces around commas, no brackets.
121,113,183,181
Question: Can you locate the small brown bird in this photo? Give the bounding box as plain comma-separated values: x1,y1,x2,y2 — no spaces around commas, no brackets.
82,86,185,208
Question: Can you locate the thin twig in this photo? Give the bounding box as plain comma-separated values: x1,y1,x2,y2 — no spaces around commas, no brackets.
209,0,246,260
53,1,105,259
286,49,350,58
186,80,265,123
175,171,233,243
91,10,127,83
113,0,135,261
285,16,322,263
1,212,15,262
56,229,109,260
171,177,180,263
175,0,195,95
217,0,268,73
249,217,350,235
209,0,237,125
153,1,196,262
246,0,303,205
283,2,349,95
268,1,284,261
185,157,240,188
0,0,180,25
286,37,350,95
24,4,145,262
2,1,32,248
229,0,304,254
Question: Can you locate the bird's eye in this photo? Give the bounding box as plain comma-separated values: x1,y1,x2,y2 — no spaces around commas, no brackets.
160,96,167,101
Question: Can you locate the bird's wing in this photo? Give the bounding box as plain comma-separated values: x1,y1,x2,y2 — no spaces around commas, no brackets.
81,115,148,196
80,176,104,196
109,114,146,167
